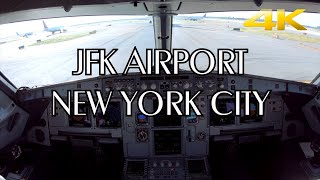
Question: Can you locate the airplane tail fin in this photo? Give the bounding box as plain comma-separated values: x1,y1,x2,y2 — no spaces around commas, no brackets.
42,21,48,30
16,32,20,36
203,13,207,18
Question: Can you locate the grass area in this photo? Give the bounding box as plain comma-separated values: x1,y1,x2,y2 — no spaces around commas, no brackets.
241,27,320,43
30,32,92,46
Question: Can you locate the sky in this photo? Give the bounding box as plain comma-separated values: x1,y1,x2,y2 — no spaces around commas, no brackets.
182,11,320,27
0,11,319,37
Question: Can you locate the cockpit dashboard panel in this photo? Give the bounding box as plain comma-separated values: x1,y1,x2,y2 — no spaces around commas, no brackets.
11,72,318,179
16,72,316,144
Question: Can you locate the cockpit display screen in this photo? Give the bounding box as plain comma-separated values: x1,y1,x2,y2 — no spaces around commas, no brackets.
154,130,181,155
96,102,121,128
210,97,264,126
210,98,235,126
69,103,91,127
240,98,263,123
153,99,181,127
126,161,145,176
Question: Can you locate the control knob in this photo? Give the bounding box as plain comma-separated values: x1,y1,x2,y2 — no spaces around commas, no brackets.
184,82,190,89
196,81,203,88
127,84,133,90
150,83,157,90
172,83,178,89
153,162,157,167
115,83,122,90
141,83,147,90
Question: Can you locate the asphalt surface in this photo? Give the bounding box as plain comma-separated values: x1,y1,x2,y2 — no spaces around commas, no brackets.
0,20,319,88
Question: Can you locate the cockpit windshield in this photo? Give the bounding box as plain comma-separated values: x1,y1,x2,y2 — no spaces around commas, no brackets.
0,11,319,87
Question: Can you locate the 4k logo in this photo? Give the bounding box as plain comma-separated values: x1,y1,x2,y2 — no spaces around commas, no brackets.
244,9,307,30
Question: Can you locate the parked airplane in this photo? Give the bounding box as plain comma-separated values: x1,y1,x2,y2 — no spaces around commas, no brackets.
42,21,65,34
188,13,207,21
16,32,33,38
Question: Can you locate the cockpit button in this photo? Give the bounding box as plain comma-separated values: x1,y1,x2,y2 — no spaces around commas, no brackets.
141,83,147,90
151,83,157,89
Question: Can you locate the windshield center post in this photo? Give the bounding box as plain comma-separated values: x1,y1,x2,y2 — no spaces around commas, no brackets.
151,4,176,73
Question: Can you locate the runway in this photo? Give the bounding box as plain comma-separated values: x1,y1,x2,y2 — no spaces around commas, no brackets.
0,20,319,87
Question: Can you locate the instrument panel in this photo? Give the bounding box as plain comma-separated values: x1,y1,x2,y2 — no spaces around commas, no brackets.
16,72,317,179
18,72,316,141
